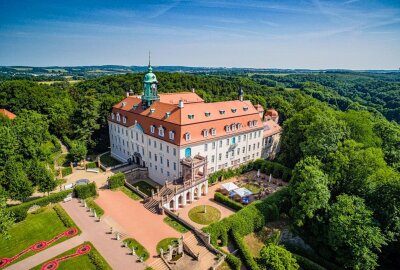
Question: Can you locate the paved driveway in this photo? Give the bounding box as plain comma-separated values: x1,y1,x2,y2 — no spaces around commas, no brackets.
95,190,181,262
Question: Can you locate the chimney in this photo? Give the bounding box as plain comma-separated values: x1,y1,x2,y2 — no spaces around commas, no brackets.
178,99,184,108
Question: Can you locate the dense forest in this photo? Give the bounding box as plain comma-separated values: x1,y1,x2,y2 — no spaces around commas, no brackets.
0,71,399,269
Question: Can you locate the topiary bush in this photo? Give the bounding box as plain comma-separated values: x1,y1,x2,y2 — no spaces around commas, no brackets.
74,182,97,199
108,172,125,189
214,192,244,211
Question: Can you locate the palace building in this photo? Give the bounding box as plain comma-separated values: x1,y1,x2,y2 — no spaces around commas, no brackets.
108,63,281,211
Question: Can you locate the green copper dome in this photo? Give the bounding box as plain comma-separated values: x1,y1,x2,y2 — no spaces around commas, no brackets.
143,66,158,83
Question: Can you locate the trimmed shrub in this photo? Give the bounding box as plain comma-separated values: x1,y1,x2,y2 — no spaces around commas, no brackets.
214,192,244,211
7,190,73,222
75,182,97,199
53,204,74,227
226,253,242,270
293,254,326,270
108,172,125,189
62,167,72,177
231,230,260,270
86,162,97,169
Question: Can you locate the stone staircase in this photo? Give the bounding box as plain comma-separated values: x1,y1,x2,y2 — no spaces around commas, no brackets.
149,258,170,270
143,198,160,214
183,232,216,263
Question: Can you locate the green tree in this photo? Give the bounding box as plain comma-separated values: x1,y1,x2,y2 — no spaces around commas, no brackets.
373,118,400,171
38,171,57,195
327,195,386,270
0,126,18,170
4,159,33,201
257,244,299,270
0,186,14,239
69,140,87,162
289,157,330,227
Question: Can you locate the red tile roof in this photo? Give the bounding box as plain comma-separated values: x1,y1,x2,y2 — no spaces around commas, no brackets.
159,92,204,104
263,119,282,137
0,109,16,120
110,94,263,146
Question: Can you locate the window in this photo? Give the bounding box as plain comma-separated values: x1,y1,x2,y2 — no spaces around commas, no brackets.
161,168,163,174
150,162,152,168
148,138,151,145
153,141,156,148
225,152,228,158
136,133,138,140
160,143,163,151
225,125,231,132
231,124,236,131
237,123,242,130
232,137,236,144
218,153,222,161
211,155,215,162
257,142,260,148
204,144,208,151
219,140,222,147
211,128,216,136
248,121,253,127
205,112,211,117
250,133,253,139
237,148,240,155
203,129,209,137
248,145,251,151
253,120,258,127
243,134,246,140
167,159,170,167
231,108,237,113
167,171,170,177
155,154,157,162
253,143,256,150
111,113,115,120
184,132,191,141
226,139,229,145
150,125,155,133
173,162,177,170
188,114,195,120
116,114,120,122
173,148,176,156
243,106,248,111
122,116,127,124
149,151,152,159
160,157,163,164
126,130,128,136
155,165,158,171
212,142,216,149
166,145,169,153
185,148,191,157
219,110,225,115
169,131,175,140
238,136,241,142
158,126,165,137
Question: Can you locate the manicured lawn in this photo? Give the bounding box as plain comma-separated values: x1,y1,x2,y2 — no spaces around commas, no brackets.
241,183,261,194
100,153,122,167
0,206,79,265
31,242,111,270
188,205,221,225
156,238,179,254
132,181,156,196
86,197,104,217
123,238,150,261
117,186,141,200
163,216,190,233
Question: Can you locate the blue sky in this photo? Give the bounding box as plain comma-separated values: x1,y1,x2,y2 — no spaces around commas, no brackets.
0,0,399,69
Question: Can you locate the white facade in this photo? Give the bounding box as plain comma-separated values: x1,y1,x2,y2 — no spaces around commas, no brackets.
109,120,264,185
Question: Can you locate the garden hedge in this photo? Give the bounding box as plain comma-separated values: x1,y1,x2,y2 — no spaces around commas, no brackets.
88,249,110,270
86,162,97,169
75,182,97,199
7,190,73,222
226,253,242,270
62,167,72,177
203,188,289,246
214,192,244,211
53,204,75,227
108,172,125,189
231,230,260,270
293,254,326,270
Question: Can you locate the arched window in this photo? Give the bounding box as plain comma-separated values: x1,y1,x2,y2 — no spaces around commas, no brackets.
158,126,165,137
184,132,191,141
169,131,175,140
150,125,155,134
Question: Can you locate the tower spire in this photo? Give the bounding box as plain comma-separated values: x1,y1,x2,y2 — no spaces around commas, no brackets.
148,51,151,67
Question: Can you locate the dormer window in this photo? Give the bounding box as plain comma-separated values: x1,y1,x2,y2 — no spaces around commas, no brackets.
231,108,237,113
158,126,165,137
169,131,175,140
188,114,195,120
132,105,138,110
243,106,248,111
225,125,231,132
111,113,115,120
116,114,120,122
253,120,258,127
205,112,211,117
211,128,216,136
150,125,155,134
122,116,127,124
237,123,242,130
231,124,236,131
248,121,253,127
219,110,225,115
121,102,127,108
184,132,191,141
203,129,209,138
